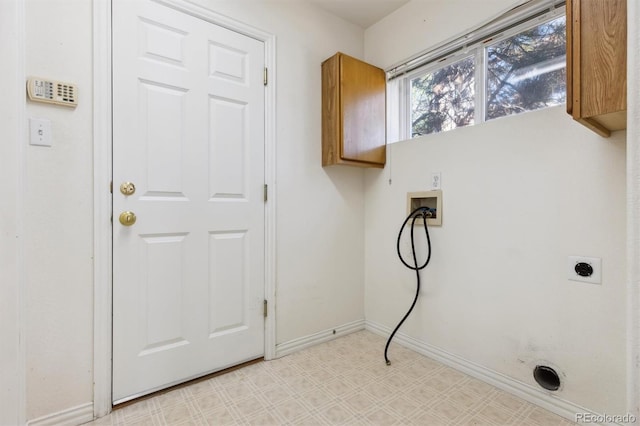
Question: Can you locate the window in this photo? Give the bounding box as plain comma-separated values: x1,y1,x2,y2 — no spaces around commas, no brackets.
390,2,566,141
411,56,475,137
486,16,566,120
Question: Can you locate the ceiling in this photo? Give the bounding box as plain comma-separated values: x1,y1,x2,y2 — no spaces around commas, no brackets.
307,0,411,28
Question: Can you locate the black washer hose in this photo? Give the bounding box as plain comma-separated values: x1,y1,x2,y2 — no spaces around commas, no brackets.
384,207,432,365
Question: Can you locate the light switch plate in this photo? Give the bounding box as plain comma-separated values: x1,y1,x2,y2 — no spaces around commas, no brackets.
568,256,602,284
29,118,52,147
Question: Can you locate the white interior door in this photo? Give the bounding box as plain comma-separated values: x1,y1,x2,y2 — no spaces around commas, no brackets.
112,0,265,403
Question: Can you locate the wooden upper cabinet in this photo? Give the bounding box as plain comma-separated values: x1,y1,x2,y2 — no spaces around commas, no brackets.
322,52,386,168
566,0,627,137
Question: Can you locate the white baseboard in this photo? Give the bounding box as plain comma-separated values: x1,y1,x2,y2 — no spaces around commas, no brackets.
275,319,365,358
27,403,93,426
365,321,614,426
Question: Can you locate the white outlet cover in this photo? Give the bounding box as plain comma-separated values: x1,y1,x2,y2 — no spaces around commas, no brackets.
29,117,52,147
568,256,602,284
431,172,441,189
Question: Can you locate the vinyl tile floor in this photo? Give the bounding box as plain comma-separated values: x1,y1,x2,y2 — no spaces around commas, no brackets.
86,331,577,426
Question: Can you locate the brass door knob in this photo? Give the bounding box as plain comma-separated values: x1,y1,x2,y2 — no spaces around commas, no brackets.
119,211,137,226
120,182,136,196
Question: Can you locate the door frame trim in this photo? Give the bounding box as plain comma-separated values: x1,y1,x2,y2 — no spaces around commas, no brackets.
93,0,277,417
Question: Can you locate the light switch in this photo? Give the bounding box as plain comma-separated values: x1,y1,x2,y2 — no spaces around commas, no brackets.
29,117,52,147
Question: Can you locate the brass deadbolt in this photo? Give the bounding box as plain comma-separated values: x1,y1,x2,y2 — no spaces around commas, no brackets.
120,182,136,196
119,211,137,226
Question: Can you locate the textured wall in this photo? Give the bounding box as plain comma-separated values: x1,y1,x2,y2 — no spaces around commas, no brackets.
0,0,25,424
364,0,627,415
626,0,640,419
24,0,94,420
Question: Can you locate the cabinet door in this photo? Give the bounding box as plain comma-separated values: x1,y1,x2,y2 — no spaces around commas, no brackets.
322,52,386,167
567,0,626,136
340,54,386,165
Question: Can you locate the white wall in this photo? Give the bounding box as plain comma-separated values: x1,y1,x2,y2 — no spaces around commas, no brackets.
364,0,627,415
0,0,25,424
365,0,517,68
23,0,94,420
19,0,366,421
627,0,640,419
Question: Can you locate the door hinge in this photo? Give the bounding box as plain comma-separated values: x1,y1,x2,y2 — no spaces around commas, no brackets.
263,299,268,318
264,184,268,202
110,181,113,193
263,68,268,86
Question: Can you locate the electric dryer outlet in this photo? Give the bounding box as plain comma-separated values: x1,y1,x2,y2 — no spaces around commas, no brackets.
567,256,602,284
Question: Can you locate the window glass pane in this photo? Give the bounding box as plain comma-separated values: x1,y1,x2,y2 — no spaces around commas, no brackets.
486,16,566,120
410,56,475,137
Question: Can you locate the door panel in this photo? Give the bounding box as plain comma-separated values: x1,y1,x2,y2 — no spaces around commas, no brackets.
138,233,188,355
208,231,248,335
209,97,248,198
140,81,188,195
112,0,265,403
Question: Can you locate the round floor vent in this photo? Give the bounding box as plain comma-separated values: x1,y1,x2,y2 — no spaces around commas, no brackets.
533,365,560,391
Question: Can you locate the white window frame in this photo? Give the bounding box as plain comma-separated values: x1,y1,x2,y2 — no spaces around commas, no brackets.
405,51,478,138
482,10,566,122
388,1,566,143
